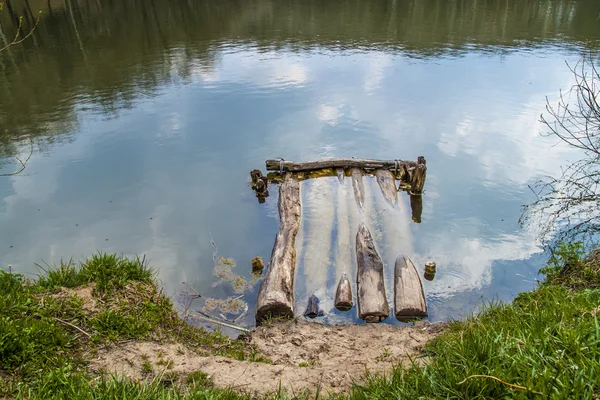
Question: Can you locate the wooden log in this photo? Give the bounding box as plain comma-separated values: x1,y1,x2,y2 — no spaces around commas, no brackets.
351,168,365,209
375,169,398,206
335,273,353,311
356,223,389,322
266,158,417,173
303,294,324,318
410,156,427,193
255,174,301,325
409,194,423,223
394,255,427,321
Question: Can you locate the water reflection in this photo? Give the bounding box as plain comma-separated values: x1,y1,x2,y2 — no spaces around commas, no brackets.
1,0,600,327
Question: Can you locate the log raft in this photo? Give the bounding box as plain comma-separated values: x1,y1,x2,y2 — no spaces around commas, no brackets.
255,173,301,325
394,255,427,321
356,223,389,322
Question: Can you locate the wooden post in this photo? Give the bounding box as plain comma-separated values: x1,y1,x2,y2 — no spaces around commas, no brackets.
410,156,427,193
334,273,353,311
394,255,427,321
351,168,365,209
356,223,389,322
255,173,301,325
303,294,324,318
375,169,398,206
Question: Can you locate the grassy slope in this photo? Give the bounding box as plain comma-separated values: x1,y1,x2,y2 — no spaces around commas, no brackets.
1,247,599,399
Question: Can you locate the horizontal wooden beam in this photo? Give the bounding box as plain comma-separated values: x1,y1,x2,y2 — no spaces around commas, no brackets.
266,158,418,173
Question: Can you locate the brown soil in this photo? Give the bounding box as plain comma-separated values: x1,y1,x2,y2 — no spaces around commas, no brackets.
89,319,445,396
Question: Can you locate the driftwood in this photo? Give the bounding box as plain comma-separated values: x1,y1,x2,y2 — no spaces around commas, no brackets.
394,255,427,321
334,273,353,311
255,174,301,325
351,168,365,209
266,158,417,173
375,169,398,206
356,223,389,322
303,294,324,318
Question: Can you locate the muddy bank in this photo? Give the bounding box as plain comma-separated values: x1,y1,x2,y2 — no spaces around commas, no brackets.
90,319,445,396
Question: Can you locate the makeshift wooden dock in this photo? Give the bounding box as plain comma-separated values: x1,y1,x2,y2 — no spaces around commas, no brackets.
251,157,428,325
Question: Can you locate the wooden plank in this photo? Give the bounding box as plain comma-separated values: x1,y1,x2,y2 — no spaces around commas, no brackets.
394,255,427,321
356,223,389,322
375,169,398,206
255,173,301,325
266,158,417,172
334,273,353,311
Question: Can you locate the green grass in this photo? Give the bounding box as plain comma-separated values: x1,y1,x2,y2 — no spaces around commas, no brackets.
3,247,600,399
349,242,600,399
0,253,269,400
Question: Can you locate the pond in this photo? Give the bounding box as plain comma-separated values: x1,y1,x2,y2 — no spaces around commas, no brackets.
1,0,600,329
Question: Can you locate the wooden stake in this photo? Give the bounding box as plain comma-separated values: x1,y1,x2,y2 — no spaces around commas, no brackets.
394,255,427,321
410,156,427,193
255,173,301,325
356,223,389,322
335,273,353,311
375,169,398,206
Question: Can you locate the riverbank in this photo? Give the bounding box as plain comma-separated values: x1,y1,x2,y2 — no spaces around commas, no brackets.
1,248,599,398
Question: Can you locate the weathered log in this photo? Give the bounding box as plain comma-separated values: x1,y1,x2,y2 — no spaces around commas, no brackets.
335,273,353,311
266,158,417,172
356,223,389,322
375,169,398,206
303,294,324,318
255,174,301,325
410,157,427,193
410,194,423,223
351,168,365,209
394,255,427,321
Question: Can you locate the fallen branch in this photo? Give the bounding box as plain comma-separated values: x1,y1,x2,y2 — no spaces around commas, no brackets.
192,312,250,333
457,375,543,395
53,317,92,338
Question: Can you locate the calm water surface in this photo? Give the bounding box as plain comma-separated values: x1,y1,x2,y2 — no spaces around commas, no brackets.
1,0,600,329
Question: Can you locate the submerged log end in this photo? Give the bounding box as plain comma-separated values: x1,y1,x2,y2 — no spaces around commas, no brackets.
394,255,428,322
335,273,353,311
256,302,294,325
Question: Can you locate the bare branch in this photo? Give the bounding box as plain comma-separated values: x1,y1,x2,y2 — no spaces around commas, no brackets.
0,12,42,53
0,137,34,176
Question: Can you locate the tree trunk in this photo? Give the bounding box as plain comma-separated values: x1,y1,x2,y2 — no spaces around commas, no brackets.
303,294,323,318
394,255,427,321
255,174,301,325
335,273,353,311
356,223,389,322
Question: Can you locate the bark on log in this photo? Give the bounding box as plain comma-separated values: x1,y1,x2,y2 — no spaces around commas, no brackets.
335,273,353,311
266,158,417,172
410,156,427,193
356,223,389,322
351,168,365,209
255,174,301,325
394,255,427,321
303,294,324,318
375,169,398,206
